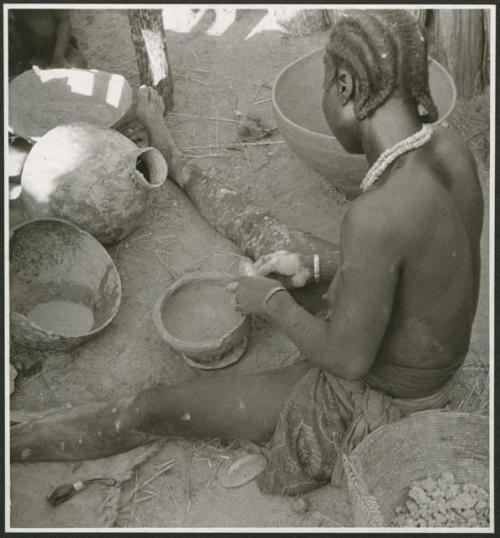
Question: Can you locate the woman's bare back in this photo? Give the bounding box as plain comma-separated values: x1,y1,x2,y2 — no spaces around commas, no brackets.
368,129,483,371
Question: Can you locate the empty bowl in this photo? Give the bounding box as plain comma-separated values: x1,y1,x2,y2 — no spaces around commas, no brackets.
10,218,122,350
272,48,457,199
9,68,133,141
154,272,250,369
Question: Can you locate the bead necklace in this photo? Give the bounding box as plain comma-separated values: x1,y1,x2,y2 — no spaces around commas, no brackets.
360,124,433,192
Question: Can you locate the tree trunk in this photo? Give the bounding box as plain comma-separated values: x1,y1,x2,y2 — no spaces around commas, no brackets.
128,9,174,110
427,9,487,98
272,8,330,36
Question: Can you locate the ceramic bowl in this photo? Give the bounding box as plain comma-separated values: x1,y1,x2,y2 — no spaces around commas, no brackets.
9,68,133,141
272,47,457,199
154,272,250,369
10,218,121,350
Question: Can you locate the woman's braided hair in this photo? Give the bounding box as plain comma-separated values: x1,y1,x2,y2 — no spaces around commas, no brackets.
324,9,438,123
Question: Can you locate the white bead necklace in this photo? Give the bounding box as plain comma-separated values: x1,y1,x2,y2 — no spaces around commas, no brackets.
360,124,433,192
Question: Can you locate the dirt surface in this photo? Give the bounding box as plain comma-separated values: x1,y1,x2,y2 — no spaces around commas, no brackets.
9,8,490,529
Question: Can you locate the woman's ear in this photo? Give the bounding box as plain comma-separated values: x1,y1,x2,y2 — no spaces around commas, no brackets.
337,69,354,105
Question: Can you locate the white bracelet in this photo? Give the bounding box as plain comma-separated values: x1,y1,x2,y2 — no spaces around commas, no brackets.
262,286,287,307
313,254,320,283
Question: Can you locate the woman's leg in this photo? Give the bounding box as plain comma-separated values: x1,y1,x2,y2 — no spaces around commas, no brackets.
139,360,312,441
11,361,312,462
135,86,339,273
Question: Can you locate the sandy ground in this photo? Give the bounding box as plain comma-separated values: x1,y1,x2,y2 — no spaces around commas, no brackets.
9,8,490,529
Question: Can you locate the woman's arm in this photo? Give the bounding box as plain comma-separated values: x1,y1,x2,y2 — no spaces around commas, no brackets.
235,202,400,379
135,86,340,271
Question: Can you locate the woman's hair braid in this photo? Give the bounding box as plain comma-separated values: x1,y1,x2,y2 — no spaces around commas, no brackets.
325,9,439,122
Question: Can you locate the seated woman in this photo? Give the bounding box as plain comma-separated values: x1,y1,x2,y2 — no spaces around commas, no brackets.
11,10,483,496
9,9,87,78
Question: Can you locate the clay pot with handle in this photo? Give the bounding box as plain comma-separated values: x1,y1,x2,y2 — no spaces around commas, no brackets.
21,122,168,245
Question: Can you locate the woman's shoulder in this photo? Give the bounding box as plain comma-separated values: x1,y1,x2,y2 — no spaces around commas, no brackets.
431,126,477,170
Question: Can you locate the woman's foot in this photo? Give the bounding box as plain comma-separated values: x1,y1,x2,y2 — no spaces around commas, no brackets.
118,116,148,146
134,85,187,186
136,85,165,128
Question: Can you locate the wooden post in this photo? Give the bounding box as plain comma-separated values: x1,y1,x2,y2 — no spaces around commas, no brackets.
427,9,487,98
128,9,174,110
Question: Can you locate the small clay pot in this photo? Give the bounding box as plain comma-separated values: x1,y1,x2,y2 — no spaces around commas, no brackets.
10,218,122,350
154,272,250,369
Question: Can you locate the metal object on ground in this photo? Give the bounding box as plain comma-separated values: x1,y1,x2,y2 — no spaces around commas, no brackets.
153,272,250,369
46,477,118,507
272,48,457,199
10,218,122,350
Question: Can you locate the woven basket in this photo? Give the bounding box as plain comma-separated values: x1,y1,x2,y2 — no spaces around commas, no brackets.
343,410,489,527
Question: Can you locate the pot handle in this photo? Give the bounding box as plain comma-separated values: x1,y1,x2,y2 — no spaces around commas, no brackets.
132,147,168,190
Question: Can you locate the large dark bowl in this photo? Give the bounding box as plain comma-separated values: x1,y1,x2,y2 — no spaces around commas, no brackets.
273,48,457,199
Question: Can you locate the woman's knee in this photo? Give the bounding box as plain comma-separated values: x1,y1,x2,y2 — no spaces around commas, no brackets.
125,386,167,432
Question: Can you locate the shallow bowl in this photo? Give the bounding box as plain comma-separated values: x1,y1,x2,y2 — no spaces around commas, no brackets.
154,272,250,369
10,218,122,350
9,68,133,141
272,48,457,199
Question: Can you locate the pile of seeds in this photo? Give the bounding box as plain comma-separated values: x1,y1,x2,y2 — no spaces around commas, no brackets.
391,473,489,528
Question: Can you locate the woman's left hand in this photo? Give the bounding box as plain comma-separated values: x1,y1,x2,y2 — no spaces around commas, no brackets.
254,250,312,288
228,275,285,315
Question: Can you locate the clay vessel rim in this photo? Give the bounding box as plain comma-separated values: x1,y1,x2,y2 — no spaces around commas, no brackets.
10,217,122,338
271,48,457,141
181,337,248,370
132,147,168,190
153,271,248,353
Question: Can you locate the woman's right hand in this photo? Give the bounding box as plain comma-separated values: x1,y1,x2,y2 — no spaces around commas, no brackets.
254,250,312,288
